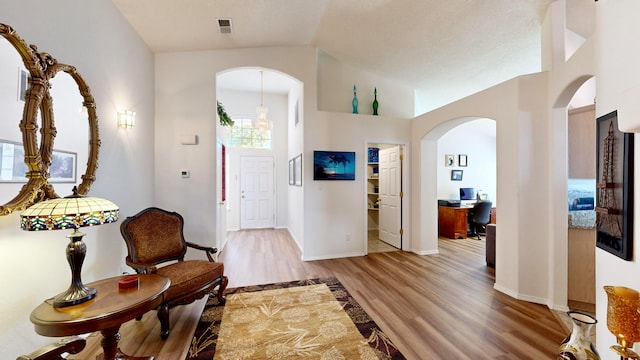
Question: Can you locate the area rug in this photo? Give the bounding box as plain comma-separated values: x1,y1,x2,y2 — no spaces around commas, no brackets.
187,277,405,359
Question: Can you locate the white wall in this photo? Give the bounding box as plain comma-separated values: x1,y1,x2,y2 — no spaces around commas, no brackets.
0,0,155,358
595,1,640,357
287,82,304,248
317,49,415,118
302,112,411,259
437,119,497,204
412,73,552,304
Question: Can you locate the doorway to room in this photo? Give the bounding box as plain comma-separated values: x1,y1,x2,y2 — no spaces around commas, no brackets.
430,118,496,262
367,143,404,253
564,78,596,315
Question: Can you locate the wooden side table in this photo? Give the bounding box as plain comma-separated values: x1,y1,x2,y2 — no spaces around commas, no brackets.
30,274,170,360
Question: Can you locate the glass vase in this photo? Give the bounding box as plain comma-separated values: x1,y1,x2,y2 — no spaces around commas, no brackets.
352,85,358,114
604,285,640,359
557,310,599,360
372,87,379,115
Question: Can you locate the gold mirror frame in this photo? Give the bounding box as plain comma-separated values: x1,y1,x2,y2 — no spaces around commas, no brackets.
0,23,100,215
41,63,100,199
0,24,47,215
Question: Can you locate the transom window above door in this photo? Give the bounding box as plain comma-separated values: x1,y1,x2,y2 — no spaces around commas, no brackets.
226,117,272,149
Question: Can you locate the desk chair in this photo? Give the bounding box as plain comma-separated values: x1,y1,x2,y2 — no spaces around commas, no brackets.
468,201,492,240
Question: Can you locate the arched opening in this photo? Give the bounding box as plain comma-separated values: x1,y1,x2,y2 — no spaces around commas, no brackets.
215,67,303,252
419,116,497,257
551,75,596,314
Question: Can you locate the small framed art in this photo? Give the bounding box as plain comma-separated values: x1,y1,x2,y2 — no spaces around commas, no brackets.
458,154,467,167
451,169,463,181
289,158,295,185
445,154,455,167
294,153,302,186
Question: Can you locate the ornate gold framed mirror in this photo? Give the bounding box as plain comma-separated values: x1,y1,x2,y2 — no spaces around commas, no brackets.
41,64,100,199
0,23,101,215
0,24,47,215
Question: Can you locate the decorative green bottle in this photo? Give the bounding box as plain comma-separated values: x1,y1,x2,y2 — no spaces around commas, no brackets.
372,87,379,115
352,85,358,114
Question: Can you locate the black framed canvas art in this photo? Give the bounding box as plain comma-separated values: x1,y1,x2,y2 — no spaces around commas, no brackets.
595,110,634,260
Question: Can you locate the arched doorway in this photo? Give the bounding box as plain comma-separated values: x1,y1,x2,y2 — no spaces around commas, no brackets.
552,76,596,314
215,67,303,251
419,117,497,255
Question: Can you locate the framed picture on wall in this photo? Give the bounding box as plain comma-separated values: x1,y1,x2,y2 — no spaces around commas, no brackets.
445,154,455,167
17,68,28,102
289,158,295,185
595,110,634,260
294,153,302,186
458,154,468,167
313,150,355,180
0,139,27,182
49,149,77,183
451,169,463,181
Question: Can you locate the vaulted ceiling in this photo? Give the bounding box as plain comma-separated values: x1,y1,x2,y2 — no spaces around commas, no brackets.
112,0,595,113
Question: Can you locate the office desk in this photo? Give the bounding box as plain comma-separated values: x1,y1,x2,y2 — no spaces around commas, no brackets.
438,205,496,239
30,274,170,360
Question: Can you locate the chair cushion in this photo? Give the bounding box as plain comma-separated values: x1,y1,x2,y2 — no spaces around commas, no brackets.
157,260,224,301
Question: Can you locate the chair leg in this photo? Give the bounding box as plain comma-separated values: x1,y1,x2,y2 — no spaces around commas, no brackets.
217,276,228,305
157,303,170,339
469,223,481,240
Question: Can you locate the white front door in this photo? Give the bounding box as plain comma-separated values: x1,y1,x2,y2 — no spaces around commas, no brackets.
240,156,275,229
379,146,402,248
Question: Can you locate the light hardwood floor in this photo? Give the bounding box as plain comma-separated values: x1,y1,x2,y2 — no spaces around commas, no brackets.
72,228,567,359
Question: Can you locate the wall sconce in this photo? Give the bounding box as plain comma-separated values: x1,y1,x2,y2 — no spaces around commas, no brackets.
117,110,135,129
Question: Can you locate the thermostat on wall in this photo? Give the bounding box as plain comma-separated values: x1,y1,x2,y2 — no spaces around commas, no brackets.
180,134,198,145
181,170,190,178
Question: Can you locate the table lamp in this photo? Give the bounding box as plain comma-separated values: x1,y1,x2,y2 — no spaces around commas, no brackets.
604,285,640,359
20,187,119,308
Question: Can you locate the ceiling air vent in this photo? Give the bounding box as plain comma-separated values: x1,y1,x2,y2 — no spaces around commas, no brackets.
217,18,233,34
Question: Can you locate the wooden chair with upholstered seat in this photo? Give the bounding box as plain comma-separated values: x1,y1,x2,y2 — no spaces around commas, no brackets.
120,207,228,339
16,336,86,360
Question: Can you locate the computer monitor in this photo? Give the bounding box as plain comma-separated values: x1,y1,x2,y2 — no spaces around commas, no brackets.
459,187,475,201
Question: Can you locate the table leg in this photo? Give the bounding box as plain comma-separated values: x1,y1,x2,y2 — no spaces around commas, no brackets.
99,326,154,360
100,326,121,360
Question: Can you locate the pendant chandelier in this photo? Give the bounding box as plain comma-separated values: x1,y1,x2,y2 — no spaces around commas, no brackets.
253,70,272,132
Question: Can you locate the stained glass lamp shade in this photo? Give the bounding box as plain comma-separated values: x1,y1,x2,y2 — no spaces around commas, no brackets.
20,187,119,308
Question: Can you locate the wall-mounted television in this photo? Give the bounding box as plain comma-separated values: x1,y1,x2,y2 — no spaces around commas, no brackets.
313,151,356,180
459,187,475,200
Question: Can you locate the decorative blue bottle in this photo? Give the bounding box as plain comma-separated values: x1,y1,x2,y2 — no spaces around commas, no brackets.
352,85,358,114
